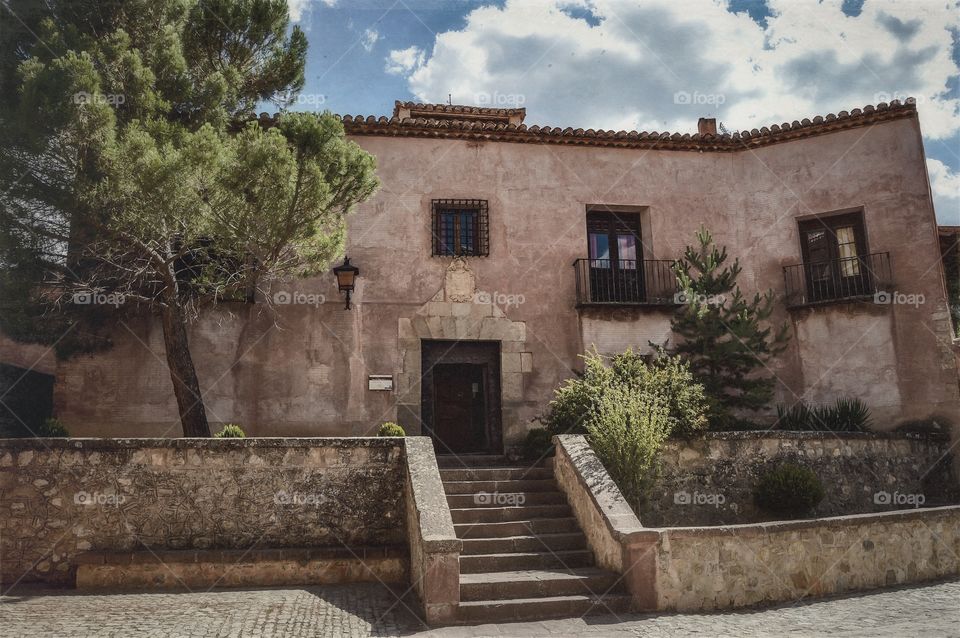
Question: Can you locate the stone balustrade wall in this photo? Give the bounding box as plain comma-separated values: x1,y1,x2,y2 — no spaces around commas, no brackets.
644,431,955,526
0,438,406,585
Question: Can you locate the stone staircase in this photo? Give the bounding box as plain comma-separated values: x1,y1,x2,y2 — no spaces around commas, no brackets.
438,455,633,623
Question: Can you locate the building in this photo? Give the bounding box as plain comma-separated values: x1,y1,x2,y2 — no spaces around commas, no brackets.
1,99,957,450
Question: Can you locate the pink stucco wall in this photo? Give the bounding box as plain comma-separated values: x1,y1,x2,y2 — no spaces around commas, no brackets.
9,110,956,443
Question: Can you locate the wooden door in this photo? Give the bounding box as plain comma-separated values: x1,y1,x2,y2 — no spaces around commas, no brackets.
432,363,487,454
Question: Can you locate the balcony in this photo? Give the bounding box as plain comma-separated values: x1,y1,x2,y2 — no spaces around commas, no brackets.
783,252,892,307
573,258,680,306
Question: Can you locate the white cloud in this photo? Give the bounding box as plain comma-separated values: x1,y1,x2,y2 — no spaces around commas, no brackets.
393,0,959,140
288,0,336,22
385,46,426,76
362,28,381,53
287,0,310,22
928,159,960,225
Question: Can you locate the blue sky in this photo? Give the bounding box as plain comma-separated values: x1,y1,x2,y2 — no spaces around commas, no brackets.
285,0,959,223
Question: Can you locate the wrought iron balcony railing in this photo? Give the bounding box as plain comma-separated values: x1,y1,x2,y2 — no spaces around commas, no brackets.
573,258,680,306
783,252,892,307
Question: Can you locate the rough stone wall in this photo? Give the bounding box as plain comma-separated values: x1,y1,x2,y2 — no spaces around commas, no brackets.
0,438,405,585
642,432,955,526
655,506,960,611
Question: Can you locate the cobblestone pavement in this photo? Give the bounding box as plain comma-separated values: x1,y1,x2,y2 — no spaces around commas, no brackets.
2,579,958,637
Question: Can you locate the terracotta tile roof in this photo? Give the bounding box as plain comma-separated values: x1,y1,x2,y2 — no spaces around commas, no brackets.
244,99,918,152
393,100,526,125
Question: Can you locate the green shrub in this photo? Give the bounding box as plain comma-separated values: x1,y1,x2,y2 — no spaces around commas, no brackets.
377,422,405,437
36,417,68,437
522,427,553,460
545,349,708,437
775,398,870,432
754,463,825,516
585,385,672,510
213,424,246,438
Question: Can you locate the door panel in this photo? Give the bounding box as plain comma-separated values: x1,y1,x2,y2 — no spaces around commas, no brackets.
420,340,502,455
586,212,644,302
432,364,487,454
799,212,870,302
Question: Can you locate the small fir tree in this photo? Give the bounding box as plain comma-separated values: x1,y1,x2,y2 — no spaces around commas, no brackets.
670,227,791,429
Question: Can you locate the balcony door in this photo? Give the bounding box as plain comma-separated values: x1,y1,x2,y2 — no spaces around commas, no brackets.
799,212,870,302
587,212,644,303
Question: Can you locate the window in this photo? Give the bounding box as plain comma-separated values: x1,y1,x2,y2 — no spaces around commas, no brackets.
431,199,489,257
796,211,874,302
585,211,644,302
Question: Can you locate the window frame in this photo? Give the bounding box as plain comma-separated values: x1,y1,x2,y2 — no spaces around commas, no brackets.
431,199,489,257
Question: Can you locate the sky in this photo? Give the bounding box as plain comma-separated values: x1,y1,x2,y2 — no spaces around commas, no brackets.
284,0,959,224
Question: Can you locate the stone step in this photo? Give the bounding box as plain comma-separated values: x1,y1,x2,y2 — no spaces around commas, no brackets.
460,550,594,573
456,593,634,623
450,504,573,524
437,455,516,468
446,491,566,509
443,479,558,494
459,568,624,602
440,467,553,481
454,518,580,538
461,533,586,555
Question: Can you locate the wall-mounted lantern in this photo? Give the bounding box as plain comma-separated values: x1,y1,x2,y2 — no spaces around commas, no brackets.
333,256,360,310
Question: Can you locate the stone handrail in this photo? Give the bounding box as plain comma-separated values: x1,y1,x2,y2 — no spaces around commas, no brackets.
552,434,659,610
402,437,460,624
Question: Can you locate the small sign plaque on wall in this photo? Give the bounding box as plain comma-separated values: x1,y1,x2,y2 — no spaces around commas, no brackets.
368,375,394,391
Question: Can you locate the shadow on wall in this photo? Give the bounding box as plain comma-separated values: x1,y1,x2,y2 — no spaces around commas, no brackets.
0,363,53,437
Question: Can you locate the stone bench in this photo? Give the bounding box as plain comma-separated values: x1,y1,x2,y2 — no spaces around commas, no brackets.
75,546,408,590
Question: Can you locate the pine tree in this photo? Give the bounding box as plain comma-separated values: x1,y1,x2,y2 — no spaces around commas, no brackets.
669,227,791,429
0,0,378,436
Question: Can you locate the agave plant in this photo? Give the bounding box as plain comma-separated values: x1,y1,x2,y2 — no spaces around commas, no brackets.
821,398,871,432
775,402,817,431
775,398,871,432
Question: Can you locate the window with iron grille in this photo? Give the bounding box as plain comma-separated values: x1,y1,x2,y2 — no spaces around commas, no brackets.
431,199,489,257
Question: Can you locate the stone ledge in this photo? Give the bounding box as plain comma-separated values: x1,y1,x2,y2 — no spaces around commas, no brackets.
75,547,408,590
690,431,950,442
0,437,404,450
654,504,960,539
554,434,644,541
75,545,406,566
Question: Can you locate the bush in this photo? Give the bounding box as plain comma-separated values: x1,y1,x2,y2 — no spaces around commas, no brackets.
377,422,405,437
754,463,825,516
213,424,246,438
775,398,870,432
545,349,708,437
522,428,553,460
36,417,68,437
585,386,672,510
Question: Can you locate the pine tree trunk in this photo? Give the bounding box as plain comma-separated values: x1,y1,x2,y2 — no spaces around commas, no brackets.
159,274,210,437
